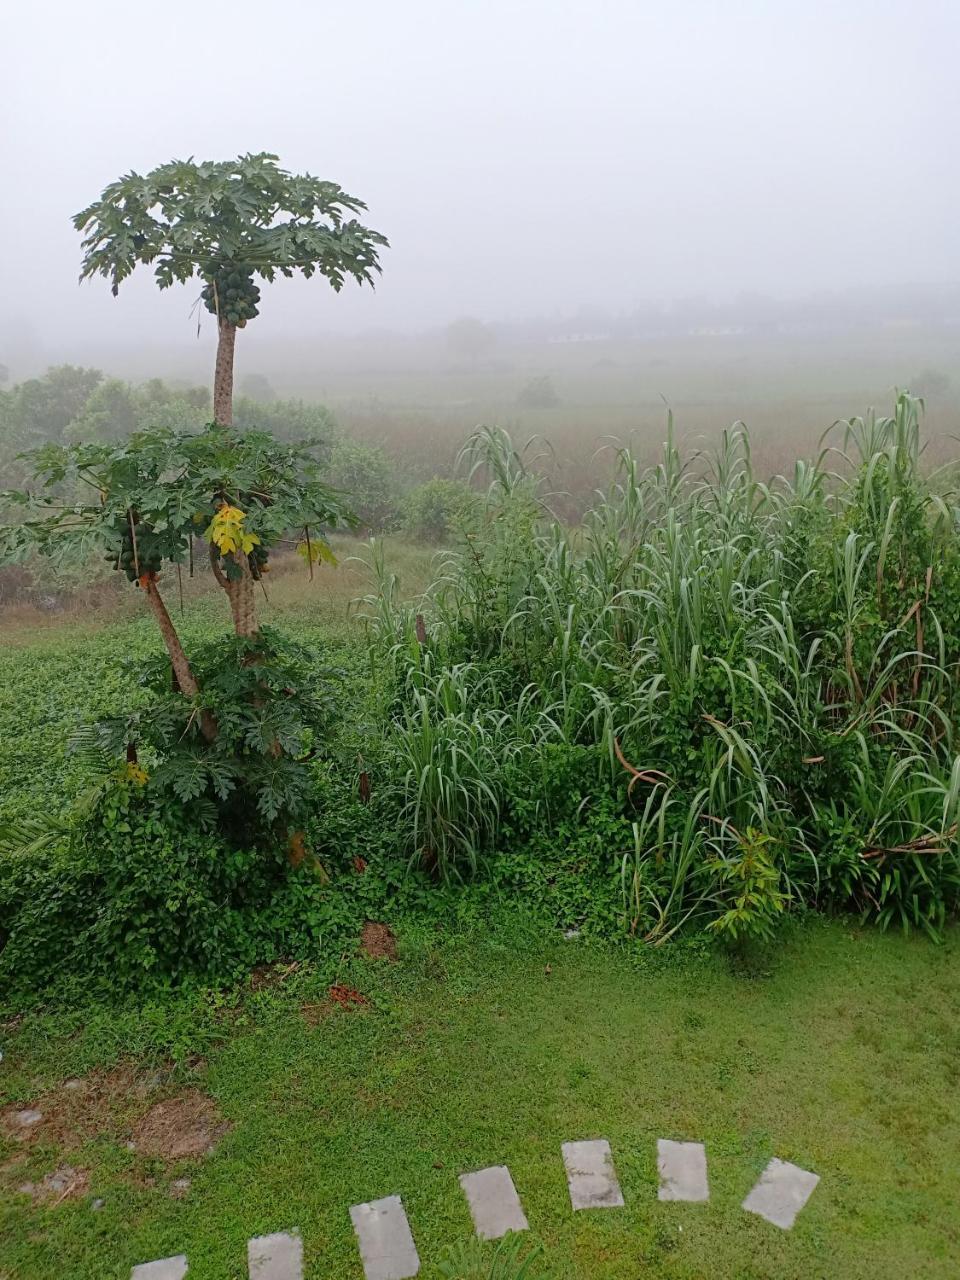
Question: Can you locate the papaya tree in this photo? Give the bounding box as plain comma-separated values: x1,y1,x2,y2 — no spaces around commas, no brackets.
74,152,388,428
0,155,387,844
1,425,356,833
69,153,386,650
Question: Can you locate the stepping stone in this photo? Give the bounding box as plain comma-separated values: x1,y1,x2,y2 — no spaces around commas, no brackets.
657,1139,709,1202
350,1195,420,1279
248,1230,303,1279
459,1165,529,1239
562,1139,624,1211
742,1157,820,1229
131,1259,188,1280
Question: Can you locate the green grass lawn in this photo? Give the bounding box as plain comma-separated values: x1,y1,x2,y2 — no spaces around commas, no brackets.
2,918,958,1279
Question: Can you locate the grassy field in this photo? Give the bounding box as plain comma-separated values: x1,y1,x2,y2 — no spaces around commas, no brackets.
2,538,960,1278
1,919,959,1278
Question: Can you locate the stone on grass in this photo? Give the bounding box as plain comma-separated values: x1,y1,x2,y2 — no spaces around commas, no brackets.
657,1139,709,1202
130,1257,188,1280
562,1139,624,1211
459,1165,528,1239
350,1194,420,1279
247,1230,303,1279
742,1157,820,1229
12,1109,43,1129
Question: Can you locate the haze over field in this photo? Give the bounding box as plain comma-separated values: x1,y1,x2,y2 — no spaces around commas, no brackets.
2,0,959,381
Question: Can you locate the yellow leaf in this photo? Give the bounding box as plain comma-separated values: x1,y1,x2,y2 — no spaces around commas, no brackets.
296,537,337,566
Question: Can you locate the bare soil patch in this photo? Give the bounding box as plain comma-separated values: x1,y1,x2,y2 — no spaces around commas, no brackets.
360,921,398,961
129,1089,230,1161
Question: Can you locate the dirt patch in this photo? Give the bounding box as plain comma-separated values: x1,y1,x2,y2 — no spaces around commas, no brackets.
1,1063,167,1150
249,961,298,991
17,1164,90,1205
328,984,369,1010
360,921,398,961
301,1000,335,1027
129,1089,230,1161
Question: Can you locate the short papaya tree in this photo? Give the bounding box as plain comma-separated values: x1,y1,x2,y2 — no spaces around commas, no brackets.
1,155,388,842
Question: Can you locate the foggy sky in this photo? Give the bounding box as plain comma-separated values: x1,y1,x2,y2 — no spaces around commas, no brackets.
3,0,959,360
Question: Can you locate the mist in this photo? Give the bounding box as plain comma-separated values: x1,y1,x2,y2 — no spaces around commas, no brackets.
3,0,959,375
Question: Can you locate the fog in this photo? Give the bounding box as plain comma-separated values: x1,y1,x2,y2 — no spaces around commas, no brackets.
2,0,959,373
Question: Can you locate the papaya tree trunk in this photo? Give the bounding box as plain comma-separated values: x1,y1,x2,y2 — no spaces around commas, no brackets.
210,544,259,637
224,554,259,637
213,321,237,426
142,576,217,741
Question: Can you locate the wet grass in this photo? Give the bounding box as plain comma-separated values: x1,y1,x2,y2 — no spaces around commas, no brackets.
1,918,958,1278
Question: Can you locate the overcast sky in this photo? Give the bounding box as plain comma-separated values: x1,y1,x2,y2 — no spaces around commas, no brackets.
2,0,958,356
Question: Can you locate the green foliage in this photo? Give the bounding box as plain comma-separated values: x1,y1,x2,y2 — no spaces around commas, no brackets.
364,393,960,938
0,421,354,576
402,476,479,543
393,663,507,881
328,435,401,531
91,627,340,832
439,1237,553,1280
74,152,388,309
705,827,789,944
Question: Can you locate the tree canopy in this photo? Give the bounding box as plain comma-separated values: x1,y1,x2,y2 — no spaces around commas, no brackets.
73,152,389,308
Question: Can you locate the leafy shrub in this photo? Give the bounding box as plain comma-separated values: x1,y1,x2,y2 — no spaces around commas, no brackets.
402,477,478,543
86,627,341,841
328,436,401,531
517,375,560,409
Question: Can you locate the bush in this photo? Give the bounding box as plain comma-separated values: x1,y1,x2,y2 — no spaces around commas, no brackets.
402,477,478,543
328,436,401,531
82,627,342,842
517,375,559,409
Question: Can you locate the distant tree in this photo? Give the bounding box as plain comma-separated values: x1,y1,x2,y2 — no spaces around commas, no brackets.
912,368,951,401
7,365,103,448
517,375,560,409
328,437,400,532
73,152,388,426
402,477,479,543
445,316,497,365
240,373,277,403
0,363,8,386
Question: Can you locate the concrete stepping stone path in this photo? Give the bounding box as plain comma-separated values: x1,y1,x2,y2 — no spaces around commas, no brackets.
350,1194,420,1279
562,1139,625,1210
247,1230,304,1279
657,1139,709,1202
128,1138,821,1274
459,1165,529,1239
742,1157,820,1229
131,1259,188,1280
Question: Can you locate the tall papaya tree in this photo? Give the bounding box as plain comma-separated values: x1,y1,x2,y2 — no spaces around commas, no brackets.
0,155,387,841
67,153,388,648
74,152,387,429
